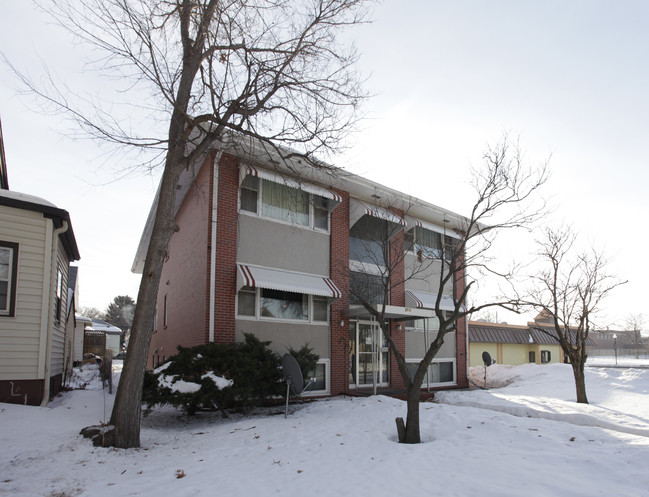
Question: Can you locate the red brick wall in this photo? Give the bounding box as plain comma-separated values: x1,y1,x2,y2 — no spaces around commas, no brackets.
389,227,406,389
454,257,468,388
329,189,350,395
149,153,212,366
212,152,239,343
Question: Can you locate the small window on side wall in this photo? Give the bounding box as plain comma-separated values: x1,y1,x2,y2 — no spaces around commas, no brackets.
529,351,536,363
0,242,18,317
541,350,551,364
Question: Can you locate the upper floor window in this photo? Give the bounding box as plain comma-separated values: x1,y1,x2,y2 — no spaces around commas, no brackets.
0,241,18,317
350,216,391,267
405,226,459,262
240,175,330,231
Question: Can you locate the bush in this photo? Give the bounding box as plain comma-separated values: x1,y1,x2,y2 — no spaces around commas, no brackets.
142,334,284,415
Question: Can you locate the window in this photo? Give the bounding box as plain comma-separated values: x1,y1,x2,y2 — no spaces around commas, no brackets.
313,296,329,322
240,175,259,213
529,351,536,363
261,179,309,226
350,216,390,266
349,271,386,307
237,287,329,323
405,313,443,331
237,286,256,316
304,360,329,394
541,350,551,364
0,242,18,316
405,226,442,258
55,266,64,322
406,360,455,386
313,197,329,231
240,175,331,231
260,288,308,320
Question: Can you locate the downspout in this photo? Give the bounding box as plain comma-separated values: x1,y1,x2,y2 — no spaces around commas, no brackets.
41,220,68,406
208,151,223,342
465,317,469,382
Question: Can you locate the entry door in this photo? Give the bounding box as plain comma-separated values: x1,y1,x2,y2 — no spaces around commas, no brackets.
349,321,389,388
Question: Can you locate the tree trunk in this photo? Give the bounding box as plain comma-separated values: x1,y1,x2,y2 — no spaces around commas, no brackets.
106,146,187,448
570,360,589,404
402,387,422,444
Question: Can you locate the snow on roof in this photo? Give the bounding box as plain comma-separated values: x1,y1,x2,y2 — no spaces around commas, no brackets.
90,319,122,334
0,189,58,208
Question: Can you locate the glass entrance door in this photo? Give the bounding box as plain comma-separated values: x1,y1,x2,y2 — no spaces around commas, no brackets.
349,321,389,389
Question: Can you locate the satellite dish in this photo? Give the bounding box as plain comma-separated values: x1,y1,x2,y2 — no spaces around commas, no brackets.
282,353,304,395
282,354,315,418
482,351,492,366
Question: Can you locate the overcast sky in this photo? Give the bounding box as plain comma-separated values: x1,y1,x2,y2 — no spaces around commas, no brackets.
1,1,647,329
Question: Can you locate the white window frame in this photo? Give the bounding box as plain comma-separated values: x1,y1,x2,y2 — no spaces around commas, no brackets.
236,287,330,325
0,242,17,316
406,358,457,387
239,175,331,233
301,358,330,396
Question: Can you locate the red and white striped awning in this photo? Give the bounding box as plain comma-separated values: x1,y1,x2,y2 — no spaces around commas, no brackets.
405,290,456,312
404,216,462,239
240,164,342,206
349,198,406,228
237,264,341,299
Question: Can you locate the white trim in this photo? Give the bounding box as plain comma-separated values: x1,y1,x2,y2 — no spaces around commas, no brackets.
405,358,457,387
301,358,330,396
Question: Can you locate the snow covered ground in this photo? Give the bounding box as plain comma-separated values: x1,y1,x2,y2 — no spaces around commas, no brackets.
2,362,649,497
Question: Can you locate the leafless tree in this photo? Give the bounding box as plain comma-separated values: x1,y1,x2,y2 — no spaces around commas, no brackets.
624,313,646,359
526,227,627,404
348,136,549,443
77,306,106,321
11,0,369,448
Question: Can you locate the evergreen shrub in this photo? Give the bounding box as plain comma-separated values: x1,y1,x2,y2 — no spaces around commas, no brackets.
142,333,284,415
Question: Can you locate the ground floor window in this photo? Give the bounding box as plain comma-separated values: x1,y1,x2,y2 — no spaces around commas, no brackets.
237,286,329,323
304,359,330,395
529,351,536,363
541,350,551,363
406,359,455,387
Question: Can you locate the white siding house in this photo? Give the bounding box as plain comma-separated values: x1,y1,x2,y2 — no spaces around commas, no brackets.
0,190,80,406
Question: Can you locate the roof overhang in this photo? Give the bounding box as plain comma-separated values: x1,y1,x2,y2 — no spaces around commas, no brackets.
343,304,434,321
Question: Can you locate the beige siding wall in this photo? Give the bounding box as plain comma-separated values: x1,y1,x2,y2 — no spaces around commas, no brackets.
405,330,455,359
0,206,48,380
237,214,330,275
235,319,330,358
50,239,69,377
403,253,452,295
502,344,533,366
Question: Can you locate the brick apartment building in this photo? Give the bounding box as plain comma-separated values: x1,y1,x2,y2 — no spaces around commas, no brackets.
133,138,469,396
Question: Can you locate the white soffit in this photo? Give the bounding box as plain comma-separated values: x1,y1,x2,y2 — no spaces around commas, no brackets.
240,164,342,207
349,198,406,228
405,290,456,312
237,264,341,299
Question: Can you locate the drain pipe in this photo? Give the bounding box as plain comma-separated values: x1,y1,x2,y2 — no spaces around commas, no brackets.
41,220,68,406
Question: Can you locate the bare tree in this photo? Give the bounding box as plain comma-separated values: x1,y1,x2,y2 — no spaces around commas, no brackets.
13,0,369,448
77,306,106,321
624,313,645,359
348,136,549,443
526,227,627,404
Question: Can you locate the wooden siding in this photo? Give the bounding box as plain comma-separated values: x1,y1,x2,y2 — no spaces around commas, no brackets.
0,205,48,380
50,238,69,377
